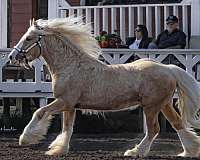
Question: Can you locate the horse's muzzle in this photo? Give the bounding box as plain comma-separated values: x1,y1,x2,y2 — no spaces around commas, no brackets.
8,49,18,64
8,49,26,65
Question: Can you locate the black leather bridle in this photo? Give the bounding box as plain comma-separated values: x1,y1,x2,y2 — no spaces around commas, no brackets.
13,35,43,58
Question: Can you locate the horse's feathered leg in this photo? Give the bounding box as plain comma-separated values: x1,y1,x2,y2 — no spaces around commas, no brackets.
124,107,160,157
45,110,75,155
19,98,65,145
162,102,200,157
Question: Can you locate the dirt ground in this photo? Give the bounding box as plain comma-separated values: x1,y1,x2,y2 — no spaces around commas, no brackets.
0,132,199,160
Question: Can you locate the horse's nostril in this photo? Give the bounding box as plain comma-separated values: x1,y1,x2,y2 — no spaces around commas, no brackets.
9,55,12,60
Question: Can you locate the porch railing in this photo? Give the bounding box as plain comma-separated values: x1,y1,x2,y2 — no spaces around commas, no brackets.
49,0,193,43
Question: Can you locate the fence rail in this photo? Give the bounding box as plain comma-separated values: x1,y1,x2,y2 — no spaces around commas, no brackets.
1,48,200,91
0,49,52,102
1,48,200,103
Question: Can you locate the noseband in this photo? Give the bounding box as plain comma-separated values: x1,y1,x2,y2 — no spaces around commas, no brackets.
13,35,43,59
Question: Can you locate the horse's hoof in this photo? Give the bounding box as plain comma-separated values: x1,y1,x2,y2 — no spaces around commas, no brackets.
124,147,139,157
178,151,200,157
19,133,40,145
178,151,186,157
45,146,68,156
124,150,138,157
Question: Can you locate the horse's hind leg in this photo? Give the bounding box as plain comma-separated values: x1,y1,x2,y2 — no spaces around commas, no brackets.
124,107,160,157
162,102,200,157
46,110,76,155
19,98,65,145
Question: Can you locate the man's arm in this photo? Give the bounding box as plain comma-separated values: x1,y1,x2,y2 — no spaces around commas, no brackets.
177,31,187,49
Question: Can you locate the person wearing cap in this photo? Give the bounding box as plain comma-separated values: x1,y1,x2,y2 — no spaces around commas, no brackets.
148,15,186,49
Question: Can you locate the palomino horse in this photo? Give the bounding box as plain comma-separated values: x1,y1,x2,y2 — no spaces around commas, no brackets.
8,17,200,157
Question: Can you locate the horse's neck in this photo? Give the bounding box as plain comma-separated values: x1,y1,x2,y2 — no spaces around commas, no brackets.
41,36,67,74
42,35,106,77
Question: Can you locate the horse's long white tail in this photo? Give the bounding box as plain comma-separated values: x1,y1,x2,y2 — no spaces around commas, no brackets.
168,64,200,128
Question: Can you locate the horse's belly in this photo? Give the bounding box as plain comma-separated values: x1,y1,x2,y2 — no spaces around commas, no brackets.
78,87,141,111
78,99,140,111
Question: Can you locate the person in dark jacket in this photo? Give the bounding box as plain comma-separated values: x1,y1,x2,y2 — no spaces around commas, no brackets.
126,24,152,49
148,15,186,49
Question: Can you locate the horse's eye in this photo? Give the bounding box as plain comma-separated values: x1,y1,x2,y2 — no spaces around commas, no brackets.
26,37,32,41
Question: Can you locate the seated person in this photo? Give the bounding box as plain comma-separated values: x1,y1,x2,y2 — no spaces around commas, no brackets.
126,25,152,49
148,15,186,49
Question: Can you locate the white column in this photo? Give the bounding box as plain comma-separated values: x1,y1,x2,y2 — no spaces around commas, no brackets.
137,6,144,25
120,7,126,43
33,59,43,83
60,10,67,18
94,8,100,36
86,8,91,24
146,6,152,37
191,0,200,36
80,0,86,6
155,6,161,37
48,0,59,19
128,7,135,37
182,5,188,35
103,8,108,32
0,0,7,48
164,6,169,29
16,98,23,116
40,98,47,107
68,8,74,17
48,0,71,19
182,5,189,48
77,8,82,17
111,8,117,34
173,6,179,17
190,0,200,48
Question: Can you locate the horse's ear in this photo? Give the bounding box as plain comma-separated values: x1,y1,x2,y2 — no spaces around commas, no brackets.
32,18,36,26
30,18,36,26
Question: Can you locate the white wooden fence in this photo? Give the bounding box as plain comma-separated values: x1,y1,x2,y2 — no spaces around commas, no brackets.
1,48,200,97
101,49,200,77
0,49,52,107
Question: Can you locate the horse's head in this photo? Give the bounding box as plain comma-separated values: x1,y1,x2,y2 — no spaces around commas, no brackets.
9,17,101,69
8,19,46,68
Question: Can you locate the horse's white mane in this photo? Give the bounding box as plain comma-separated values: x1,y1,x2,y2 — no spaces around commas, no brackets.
36,17,101,59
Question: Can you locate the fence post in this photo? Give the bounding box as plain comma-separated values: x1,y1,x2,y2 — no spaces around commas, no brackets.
39,98,47,107
190,0,200,48
48,0,59,19
0,0,7,48
48,0,71,19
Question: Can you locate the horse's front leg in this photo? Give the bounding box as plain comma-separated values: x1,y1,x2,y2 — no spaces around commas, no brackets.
46,110,76,155
19,98,65,145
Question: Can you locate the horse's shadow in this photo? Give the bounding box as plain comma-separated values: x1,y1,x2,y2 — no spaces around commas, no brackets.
8,136,51,151
9,142,48,151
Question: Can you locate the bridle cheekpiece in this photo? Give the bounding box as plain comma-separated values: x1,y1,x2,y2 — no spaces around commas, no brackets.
13,35,43,58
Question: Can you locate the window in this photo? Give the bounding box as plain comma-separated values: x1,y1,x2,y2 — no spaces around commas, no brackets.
37,0,48,19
